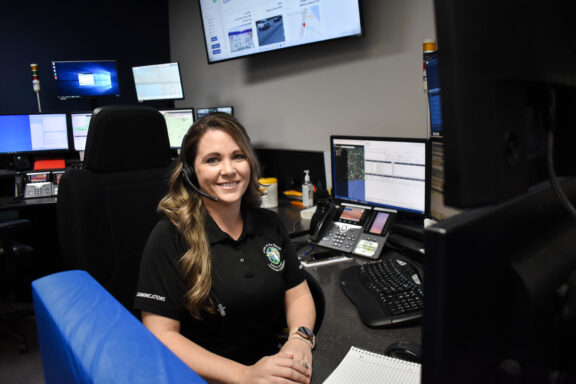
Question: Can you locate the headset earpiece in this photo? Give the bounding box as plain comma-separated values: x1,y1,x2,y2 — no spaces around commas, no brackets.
179,133,219,201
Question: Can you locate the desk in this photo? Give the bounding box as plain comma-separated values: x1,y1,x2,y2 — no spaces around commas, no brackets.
0,196,57,211
274,202,421,382
267,200,311,238
304,250,422,383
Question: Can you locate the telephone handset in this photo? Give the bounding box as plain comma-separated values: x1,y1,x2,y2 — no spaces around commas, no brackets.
309,198,338,243
308,200,396,259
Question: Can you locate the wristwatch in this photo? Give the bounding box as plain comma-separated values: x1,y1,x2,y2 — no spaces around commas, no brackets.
293,326,316,349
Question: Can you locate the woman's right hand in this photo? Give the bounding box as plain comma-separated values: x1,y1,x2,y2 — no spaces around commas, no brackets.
240,351,311,384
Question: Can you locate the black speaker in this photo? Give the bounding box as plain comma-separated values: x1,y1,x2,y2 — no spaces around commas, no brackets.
13,155,31,171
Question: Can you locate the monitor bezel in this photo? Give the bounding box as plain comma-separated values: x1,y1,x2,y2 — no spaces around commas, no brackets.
131,62,185,102
330,135,430,219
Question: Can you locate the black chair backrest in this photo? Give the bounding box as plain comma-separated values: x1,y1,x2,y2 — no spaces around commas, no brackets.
306,272,325,334
57,105,173,312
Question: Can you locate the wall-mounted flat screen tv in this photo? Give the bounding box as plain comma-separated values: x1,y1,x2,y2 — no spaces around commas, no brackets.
199,0,364,64
132,62,185,102
51,60,120,100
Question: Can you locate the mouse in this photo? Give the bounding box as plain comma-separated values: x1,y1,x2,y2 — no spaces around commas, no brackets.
384,340,422,364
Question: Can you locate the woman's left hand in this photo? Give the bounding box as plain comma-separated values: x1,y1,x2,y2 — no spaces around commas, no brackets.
280,338,313,376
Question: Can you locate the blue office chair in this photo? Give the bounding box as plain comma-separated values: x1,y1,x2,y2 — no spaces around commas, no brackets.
56,105,173,313
33,270,207,383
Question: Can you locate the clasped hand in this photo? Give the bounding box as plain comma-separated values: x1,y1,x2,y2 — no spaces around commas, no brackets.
239,339,313,384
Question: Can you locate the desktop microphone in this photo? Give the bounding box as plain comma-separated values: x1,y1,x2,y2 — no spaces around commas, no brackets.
181,167,219,202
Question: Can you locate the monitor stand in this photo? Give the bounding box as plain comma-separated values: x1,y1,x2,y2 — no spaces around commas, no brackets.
89,99,99,112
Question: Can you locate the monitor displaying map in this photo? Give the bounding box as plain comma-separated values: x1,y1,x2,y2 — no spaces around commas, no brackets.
199,0,364,64
158,108,194,149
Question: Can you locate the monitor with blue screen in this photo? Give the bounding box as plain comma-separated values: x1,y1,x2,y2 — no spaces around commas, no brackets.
330,136,428,218
425,52,442,137
0,113,69,154
51,60,120,100
158,108,195,148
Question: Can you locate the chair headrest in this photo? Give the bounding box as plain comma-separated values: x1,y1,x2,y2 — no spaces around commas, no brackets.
83,105,172,173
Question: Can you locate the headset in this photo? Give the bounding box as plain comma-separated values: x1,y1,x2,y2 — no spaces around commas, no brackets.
179,131,219,202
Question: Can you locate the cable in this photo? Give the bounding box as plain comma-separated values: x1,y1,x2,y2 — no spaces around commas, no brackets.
545,89,576,220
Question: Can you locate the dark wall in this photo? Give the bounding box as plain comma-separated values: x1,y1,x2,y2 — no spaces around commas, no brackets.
1,0,172,115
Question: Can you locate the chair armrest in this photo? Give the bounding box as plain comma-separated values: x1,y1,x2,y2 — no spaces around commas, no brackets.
32,270,206,384
0,219,30,233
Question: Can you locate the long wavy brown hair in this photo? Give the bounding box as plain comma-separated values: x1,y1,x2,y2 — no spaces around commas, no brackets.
158,112,261,319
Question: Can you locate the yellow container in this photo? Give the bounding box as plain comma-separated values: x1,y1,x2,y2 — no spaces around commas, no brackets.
259,177,278,208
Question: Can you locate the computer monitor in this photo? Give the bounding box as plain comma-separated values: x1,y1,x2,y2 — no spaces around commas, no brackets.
198,0,364,64
425,51,442,138
0,113,69,154
70,112,92,151
51,60,120,100
132,62,184,102
158,108,194,149
434,0,576,208
196,106,234,119
330,136,428,219
423,179,576,384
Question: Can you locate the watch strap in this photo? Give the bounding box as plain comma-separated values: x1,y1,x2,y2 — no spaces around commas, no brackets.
292,326,316,349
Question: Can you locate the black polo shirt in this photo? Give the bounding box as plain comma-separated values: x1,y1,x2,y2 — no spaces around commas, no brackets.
135,205,306,365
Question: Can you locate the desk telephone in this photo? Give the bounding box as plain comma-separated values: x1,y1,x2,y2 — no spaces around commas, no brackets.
15,171,65,199
309,199,396,259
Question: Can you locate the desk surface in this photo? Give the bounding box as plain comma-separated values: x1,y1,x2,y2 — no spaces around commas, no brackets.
275,203,421,383
0,196,57,211
304,250,422,383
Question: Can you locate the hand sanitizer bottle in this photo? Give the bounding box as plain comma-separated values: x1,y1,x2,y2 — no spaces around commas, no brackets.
302,170,314,208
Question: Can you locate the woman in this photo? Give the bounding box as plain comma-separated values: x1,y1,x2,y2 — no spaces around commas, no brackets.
135,112,316,383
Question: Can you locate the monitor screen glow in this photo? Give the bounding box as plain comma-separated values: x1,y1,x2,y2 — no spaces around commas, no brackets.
158,108,194,148
199,0,364,64
196,106,233,119
132,62,184,102
71,112,92,151
51,60,120,100
331,136,428,216
0,114,69,154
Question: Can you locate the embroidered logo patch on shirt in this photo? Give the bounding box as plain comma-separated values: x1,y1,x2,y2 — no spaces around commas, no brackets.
264,243,285,271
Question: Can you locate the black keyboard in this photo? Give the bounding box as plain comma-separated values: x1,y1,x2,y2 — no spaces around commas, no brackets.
340,255,424,328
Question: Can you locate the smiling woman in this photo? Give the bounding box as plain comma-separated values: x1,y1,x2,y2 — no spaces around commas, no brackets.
194,129,251,208
134,113,317,384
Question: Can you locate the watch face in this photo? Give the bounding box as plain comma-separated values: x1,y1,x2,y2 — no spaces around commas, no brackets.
299,326,314,337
